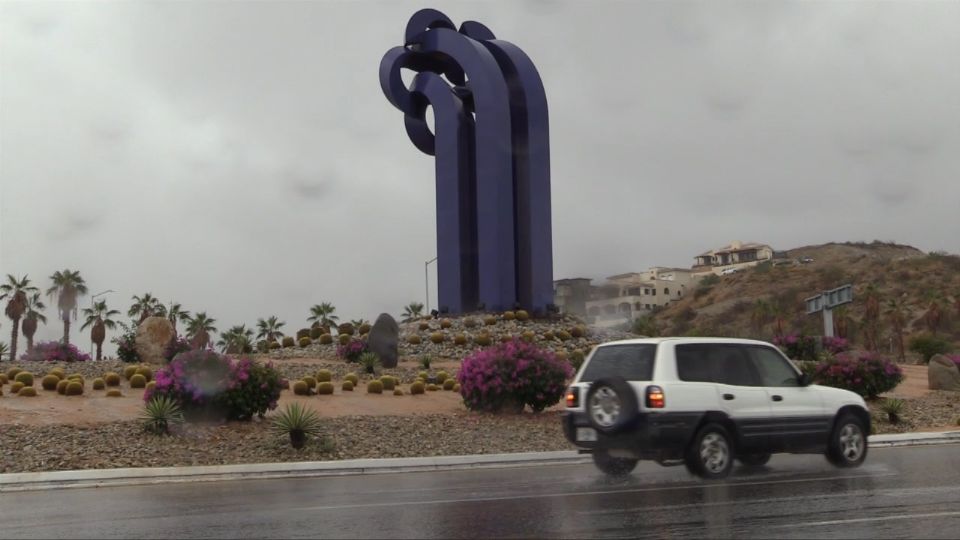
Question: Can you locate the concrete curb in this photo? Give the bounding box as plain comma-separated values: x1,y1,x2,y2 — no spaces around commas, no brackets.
2,431,958,493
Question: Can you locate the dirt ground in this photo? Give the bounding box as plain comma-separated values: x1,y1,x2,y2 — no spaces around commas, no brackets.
0,363,937,427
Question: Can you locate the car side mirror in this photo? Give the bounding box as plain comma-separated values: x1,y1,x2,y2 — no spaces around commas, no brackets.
798,373,812,387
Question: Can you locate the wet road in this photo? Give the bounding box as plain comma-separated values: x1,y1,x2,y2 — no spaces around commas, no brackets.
4,444,959,539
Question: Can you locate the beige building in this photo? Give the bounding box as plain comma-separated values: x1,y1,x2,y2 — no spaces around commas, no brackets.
693,241,775,275
584,267,696,328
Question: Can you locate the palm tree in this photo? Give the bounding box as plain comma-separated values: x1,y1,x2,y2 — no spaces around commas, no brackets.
256,316,286,342
166,302,191,334
128,293,164,324
80,300,121,361
769,301,787,339
923,299,943,335
185,312,217,349
349,318,369,329
402,302,424,323
862,285,882,352
307,303,339,330
217,324,254,354
1,275,38,362
886,299,907,362
832,305,852,339
21,292,47,353
47,269,88,345
749,299,771,336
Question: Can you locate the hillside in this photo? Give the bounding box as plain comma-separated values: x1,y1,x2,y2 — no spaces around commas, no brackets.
650,241,960,358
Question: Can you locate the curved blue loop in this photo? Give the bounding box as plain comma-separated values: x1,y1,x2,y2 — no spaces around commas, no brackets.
404,8,455,45
458,20,496,41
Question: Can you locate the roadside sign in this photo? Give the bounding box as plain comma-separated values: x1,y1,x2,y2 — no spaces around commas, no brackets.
805,284,853,337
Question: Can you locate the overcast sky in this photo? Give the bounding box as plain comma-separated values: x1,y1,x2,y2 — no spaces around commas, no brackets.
1,0,958,353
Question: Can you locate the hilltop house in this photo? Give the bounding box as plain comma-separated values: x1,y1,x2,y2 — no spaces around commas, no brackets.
693,241,775,275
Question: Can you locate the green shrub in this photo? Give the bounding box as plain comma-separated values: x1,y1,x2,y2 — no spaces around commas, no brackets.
502,311,515,321
317,382,334,395
302,376,317,389
407,335,422,345
344,373,359,386
65,381,84,396
41,374,60,390
135,366,153,382
282,336,296,348
257,340,269,353
443,379,455,391
56,379,69,394
106,389,123,397
18,386,37,397
11,381,24,394
811,353,903,399
320,334,333,345
92,378,106,390
436,371,449,384
299,336,312,348
105,372,121,386
140,395,184,435
410,381,425,395
310,327,323,340
515,310,530,321
130,374,147,389
316,369,332,382
342,380,354,391
14,372,34,387
380,376,396,391
907,334,953,363
293,380,310,395
367,380,384,394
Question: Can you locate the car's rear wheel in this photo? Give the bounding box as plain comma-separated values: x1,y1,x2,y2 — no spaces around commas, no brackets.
686,423,734,479
592,450,638,477
826,414,867,468
585,377,639,434
737,453,771,467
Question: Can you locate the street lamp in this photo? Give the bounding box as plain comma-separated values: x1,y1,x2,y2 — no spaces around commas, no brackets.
90,289,115,358
425,256,437,315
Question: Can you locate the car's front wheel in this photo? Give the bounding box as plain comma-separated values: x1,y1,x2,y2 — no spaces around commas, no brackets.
826,413,868,468
686,423,735,479
592,450,638,477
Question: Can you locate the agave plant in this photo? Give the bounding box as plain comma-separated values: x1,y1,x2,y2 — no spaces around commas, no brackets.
881,398,905,424
359,352,381,375
271,402,322,449
0,341,8,361
418,355,432,370
140,395,185,435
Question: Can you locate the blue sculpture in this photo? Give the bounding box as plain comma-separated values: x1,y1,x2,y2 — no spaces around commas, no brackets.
380,8,554,314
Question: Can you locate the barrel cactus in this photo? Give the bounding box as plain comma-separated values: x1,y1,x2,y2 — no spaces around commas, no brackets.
0,373,7,385
570,349,586,371
342,380,354,391
463,317,478,328
380,376,396,391
557,330,572,341
299,336,312,348
430,332,444,344
320,333,334,345
454,333,468,346
292,380,310,395
410,381,425,395
296,328,311,340
418,322,430,331
570,326,587,338
393,388,404,396
65,381,84,396
338,334,351,346
522,331,536,342
418,371,429,381
11,381,24,394
106,389,123,397
427,383,439,391
483,316,497,326
123,366,137,380
359,323,372,335
269,340,282,350
435,371,449,384
49,368,66,380
6,367,21,380
302,376,317,389
135,366,153,382
18,386,38,397
475,333,493,347
317,382,335,395
104,372,121,386
309,327,323,340
501,335,514,343
345,373,359,386
14,372,34,387
543,330,555,341
92,378,106,390
443,379,456,391
146,380,156,392
41,374,60,391
367,380,384,394
453,383,461,392
338,323,355,336
316,369,332,382
282,336,295,348
503,311,516,321
440,318,452,329
516,310,530,321
130,374,147,389
57,379,69,395
407,335,422,345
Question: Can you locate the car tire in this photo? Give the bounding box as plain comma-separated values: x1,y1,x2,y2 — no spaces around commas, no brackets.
585,377,639,435
737,453,771,467
685,423,735,480
825,413,868,468
592,450,638,477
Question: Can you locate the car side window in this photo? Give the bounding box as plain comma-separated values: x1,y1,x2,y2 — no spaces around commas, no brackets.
747,346,801,387
676,344,760,386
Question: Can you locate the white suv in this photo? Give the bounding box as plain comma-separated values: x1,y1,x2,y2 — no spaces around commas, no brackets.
562,338,870,479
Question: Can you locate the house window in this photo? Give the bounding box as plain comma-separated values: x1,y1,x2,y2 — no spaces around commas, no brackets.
664,288,670,295
652,289,657,296
635,302,642,310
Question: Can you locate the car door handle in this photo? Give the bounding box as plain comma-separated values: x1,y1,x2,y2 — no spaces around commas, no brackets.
723,393,735,400
771,395,783,402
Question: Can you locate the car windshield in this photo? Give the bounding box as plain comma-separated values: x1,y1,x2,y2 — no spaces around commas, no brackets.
579,344,656,382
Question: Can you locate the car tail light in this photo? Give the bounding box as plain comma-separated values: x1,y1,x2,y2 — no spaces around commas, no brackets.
646,385,665,408
566,387,580,408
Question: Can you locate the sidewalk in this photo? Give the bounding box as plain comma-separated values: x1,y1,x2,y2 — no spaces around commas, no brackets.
3,430,958,493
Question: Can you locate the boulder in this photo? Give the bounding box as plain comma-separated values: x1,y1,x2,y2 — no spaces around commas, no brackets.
135,317,175,365
928,355,960,392
367,313,399,368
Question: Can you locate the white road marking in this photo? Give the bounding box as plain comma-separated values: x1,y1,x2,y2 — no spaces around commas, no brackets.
779,511,960,527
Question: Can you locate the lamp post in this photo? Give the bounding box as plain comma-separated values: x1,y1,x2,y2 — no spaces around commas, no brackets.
425,256,437,315
90,289,115,358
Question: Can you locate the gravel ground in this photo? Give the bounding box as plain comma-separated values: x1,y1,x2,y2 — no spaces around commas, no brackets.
0,412,569,474
867,390,960,434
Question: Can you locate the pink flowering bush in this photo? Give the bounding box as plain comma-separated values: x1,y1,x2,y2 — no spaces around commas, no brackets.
948,355,960,370
457,339,572,413
145,349,284,421
19,341,91,363
811,352,903,399
336,339,368,363
773,334,819,361
821,336,850,355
